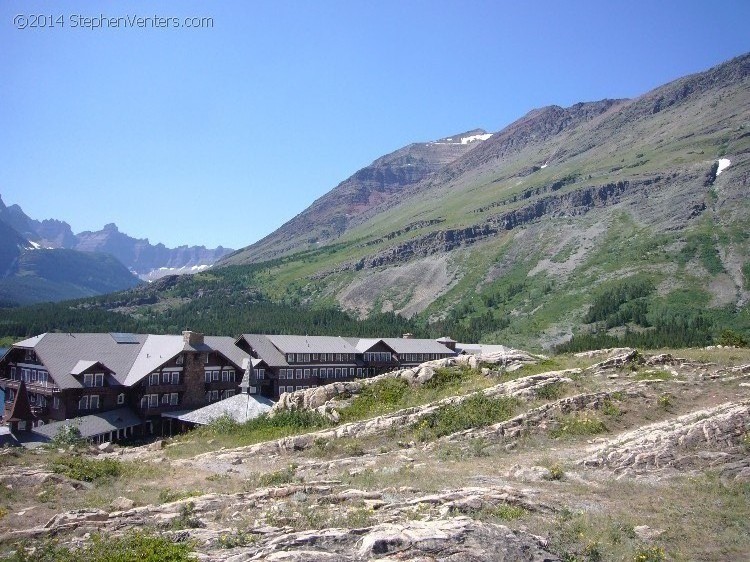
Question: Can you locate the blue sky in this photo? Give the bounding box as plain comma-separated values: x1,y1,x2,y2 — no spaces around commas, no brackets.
1,1,748,249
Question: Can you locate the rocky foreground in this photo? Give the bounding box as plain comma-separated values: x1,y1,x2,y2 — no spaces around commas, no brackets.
0,347,749,560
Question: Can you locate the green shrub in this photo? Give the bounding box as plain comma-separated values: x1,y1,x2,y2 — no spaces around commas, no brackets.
50,456,122,482
4,530,194,561
717,328,748,347
47,425,86,449
217,530,258,549
171,501,203,530
551,414,607,438
424,366,474,389
414,395,519,441
547,464,565,481
633,546,665,562
341,378,410,421
257,464,298,487
536,382,567,401
158,489,202,504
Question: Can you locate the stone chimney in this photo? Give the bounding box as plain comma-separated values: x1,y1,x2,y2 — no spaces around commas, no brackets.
436,336,457,351
402,332,414,339
182,331,204,346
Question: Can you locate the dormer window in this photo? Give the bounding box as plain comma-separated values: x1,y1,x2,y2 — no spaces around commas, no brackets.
83,373,104,387
176,355,184,365
117,393,125,405
24,349,35,362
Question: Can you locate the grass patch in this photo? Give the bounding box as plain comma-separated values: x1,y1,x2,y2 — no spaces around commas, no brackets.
167,411,330,458
634,370,672,381
414,394,520,442
339,366,493,424
158,488,203,504
550,413,607,439
535,382,568,401
49,456,122,483
3,529,194,561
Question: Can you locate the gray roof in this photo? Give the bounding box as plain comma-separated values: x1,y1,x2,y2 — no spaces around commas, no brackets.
32,407,142,440
168,393,273,425
25,333,147,389
11,333,250,390
266,335,359,355
380,338,455,355
455,343,511,355
238,334,289,367
204,336,250,369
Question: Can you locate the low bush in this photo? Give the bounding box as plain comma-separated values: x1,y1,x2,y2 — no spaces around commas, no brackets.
414,395,519,442
550,413,607,438
50,456,122,483
5,530,194,561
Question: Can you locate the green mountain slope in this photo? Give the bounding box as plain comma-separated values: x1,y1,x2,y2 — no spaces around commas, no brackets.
3,53,749,351
223,52,750,348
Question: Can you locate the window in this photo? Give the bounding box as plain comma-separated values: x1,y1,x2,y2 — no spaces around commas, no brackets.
53,396,60,409
162,372,170,385
227,369,235,381
295,369,302,379
222,370,230,382
38,370,48,384
295,385,302,391
312,368,318,377
146,394,157,407
256,369,265,379
78,395,89,410
335,368,341,378
357,368,362,376
89,395,99,410
312,354,318,361
95,373,104,387
278,385,286,394
161,394,169,405
25,349,34,362
9,366,16,380
211,390,219,401
21,368,29,381
350,368,355,376
30,370,37,382
176,355,184,365
150,373,159,386
287,354,294,363
171,372,180,385
303,369,310,377
170,393,179,405
84,373,93,387
117,393,125,405
224,390,234,399
204,353,210,364
303,354,310,362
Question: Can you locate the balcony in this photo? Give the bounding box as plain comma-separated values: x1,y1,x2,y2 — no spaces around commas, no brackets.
0,378,59,395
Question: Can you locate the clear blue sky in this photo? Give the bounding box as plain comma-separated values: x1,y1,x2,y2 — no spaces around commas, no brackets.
1,1,748,249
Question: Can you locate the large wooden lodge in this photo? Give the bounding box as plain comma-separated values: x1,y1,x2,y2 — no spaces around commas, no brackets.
0,331,458,443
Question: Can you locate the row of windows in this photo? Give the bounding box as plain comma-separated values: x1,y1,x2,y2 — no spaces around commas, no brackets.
206,389,235,402
401,353,443,362
8,367,50,385
149,372,181,386
204,369,236,383
141,393,179,408
286,353,356,363
279,385,311,394
83,373,105,387
79,393,126,411
279,367,374,379
364,352,393,362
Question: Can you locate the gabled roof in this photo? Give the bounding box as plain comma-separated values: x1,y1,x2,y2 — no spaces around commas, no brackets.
9,333,250,390
122,335,187,386
380,338,455,355
70,360,111,376
5,381,36,423
266,335,359,355
204,336,250,370
169,393,273,425
237,334,289,367
26,333,148,389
